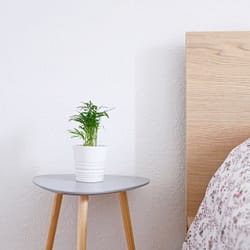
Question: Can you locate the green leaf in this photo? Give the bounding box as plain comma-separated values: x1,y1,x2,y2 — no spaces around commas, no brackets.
68,101,112,145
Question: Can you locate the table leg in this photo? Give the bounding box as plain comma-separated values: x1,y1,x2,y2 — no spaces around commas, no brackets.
77,195,89,250
46,193,63,250
119,192,136,250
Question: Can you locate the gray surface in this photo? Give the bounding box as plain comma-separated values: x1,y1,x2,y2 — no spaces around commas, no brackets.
33,174,150,195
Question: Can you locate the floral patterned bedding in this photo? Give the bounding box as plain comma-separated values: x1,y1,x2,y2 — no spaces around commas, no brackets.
183,138,250,250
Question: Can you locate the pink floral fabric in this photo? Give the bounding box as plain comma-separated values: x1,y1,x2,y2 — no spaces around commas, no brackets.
183,138,250,250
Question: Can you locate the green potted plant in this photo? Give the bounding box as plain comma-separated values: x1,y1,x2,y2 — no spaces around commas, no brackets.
69,101,110,182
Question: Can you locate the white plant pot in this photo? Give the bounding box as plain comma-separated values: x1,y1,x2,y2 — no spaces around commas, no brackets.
73,145,107,182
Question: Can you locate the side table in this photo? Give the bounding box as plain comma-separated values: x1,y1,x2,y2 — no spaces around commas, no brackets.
33,174,150,250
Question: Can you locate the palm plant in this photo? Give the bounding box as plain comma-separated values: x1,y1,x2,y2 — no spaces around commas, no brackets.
69,101,110,146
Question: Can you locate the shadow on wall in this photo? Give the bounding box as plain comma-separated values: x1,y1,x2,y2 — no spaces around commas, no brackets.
0,130,45,249
0,129,77,250
134,45,186,250
0,129,38,199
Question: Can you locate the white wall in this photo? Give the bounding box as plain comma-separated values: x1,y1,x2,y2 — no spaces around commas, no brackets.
1,0,250,249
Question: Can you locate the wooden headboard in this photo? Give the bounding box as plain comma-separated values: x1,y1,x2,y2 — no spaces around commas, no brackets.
186,32,250,227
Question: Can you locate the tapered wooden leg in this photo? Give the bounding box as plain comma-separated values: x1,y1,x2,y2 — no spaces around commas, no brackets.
119,192,136,250
77,195,89,250
46,193,63,250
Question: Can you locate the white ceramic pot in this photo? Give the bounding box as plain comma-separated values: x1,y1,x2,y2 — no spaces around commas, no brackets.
73,145,107,182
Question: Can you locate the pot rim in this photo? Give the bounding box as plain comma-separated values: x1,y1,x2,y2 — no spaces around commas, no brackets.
73,145,107,148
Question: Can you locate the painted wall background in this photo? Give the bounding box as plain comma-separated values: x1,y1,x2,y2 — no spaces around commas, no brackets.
0,0,250,249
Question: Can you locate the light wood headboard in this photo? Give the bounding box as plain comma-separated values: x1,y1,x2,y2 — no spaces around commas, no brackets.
186,32,250,226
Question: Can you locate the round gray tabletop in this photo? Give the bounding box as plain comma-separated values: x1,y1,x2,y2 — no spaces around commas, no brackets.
33,174,150,195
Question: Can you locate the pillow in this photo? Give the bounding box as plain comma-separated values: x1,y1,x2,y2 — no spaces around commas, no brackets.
183,138,250,250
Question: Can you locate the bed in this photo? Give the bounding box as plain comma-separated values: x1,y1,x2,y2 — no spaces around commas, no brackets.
184,32,250,249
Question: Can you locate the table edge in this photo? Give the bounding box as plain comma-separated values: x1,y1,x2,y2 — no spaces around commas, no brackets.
32,174,150,196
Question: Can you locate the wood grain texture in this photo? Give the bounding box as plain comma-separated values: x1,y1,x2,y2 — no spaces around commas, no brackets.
77,195,89,250
187,216,194,231
46,194,63,250
119,192,136,250
186,32,250,224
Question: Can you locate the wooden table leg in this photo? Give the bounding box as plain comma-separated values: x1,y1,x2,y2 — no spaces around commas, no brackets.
119,192,136,250
46,193,63,250
77,195,89,250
